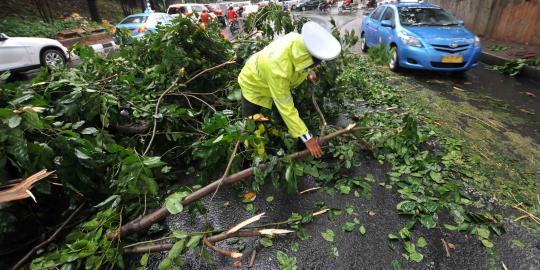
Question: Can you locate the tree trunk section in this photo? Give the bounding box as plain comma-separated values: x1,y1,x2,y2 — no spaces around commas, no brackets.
87,0,101,22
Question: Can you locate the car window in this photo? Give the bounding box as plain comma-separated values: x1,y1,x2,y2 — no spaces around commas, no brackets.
381,7,394,22
168,6,187,15
370,6,384,20
191,5,204,12
120,15,148,24
399,7,458,26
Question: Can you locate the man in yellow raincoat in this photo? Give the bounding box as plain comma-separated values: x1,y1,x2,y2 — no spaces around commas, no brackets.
238,21,342,158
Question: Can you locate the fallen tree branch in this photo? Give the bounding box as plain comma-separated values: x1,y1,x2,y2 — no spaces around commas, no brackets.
123,209,327,254
109,124,386,240
0,170,54,204
143,59,236,156
10,203,84,270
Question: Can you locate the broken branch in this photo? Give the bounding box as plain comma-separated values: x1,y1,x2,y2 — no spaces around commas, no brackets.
0,170,54,204
109,125,384,240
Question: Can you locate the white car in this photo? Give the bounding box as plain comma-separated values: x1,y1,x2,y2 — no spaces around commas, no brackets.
0,33,70,72
167,4,212,17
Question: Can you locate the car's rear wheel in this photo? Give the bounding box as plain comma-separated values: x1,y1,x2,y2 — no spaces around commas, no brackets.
41,49,66,68
389,46,400,72
360,32,368,52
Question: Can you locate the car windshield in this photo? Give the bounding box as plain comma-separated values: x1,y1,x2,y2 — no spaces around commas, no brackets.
398,7,458,26
120,15,148,24
191,6,204,12
168,6,187,15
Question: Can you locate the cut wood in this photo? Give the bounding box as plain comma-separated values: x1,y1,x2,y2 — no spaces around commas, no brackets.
109,124,383,240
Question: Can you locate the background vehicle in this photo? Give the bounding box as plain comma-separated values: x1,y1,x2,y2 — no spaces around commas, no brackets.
167,4,207,17
296,0,323,11
360,2,481,72
114,12,172,40
0,33,70,72
206,4,226,26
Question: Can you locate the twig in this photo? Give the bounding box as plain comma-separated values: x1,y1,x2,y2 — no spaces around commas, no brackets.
502,262,509,270
299,186,321,195
10,203,85,270
227,213,265,234
248,249,257,268
142,59,236,156
441,238,451,257
512,204,540,224
203,237,242,258
311,91,327,137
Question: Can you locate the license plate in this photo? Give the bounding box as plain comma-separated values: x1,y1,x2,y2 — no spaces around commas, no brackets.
441,55,463,63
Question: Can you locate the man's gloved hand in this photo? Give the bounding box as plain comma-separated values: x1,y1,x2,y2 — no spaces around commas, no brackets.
305,137,323,158
307,71,318,85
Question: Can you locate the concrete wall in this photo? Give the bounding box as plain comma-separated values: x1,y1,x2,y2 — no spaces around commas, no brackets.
428,0,540,46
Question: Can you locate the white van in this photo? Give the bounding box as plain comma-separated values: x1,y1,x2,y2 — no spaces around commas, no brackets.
167,3,207,17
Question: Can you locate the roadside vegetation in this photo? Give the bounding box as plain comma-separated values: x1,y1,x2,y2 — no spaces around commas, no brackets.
0,6,537,269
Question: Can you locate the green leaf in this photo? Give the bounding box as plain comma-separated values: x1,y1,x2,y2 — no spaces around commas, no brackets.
143,156,165,168
331,246,339,257
475,227,490,239
321,229,335,242
186,235,203,249
359,225,366,235
419,215,436,229
165,191,189,214
480,238,494,248
429,171,444,183
511,239,525,248
8,115,22,128
342,222,356,232
396,200,416,213
140,253,149,266
345,204,353,215
391,259,401,270
388,233,399,240
81,127,99,135
328,208,342,221
403,241,416,253
399,227,411,239
276,251,297,270
266,196,274,203
260,237,273,248
417,237,427,248
339,185,351,194
409,252,424,262
290,242,299,252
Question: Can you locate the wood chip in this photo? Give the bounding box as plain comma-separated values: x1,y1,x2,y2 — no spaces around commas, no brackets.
313,208,329,216
248,249,257,268
227,213,265,234
258,229,294,235
368,211,376,216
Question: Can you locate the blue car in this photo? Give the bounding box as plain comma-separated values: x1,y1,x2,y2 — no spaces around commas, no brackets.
360,2,481,73
114,11,172,41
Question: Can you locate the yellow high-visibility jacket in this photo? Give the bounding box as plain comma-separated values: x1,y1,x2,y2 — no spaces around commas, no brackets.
238,32,313,139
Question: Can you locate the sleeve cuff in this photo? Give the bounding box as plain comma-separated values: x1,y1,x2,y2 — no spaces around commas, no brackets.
299,132,313,143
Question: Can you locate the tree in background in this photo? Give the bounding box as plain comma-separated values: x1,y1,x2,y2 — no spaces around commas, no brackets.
87,0,101,22
31,0,54,23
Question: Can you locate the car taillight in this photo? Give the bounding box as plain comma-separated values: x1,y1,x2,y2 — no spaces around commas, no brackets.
112,27,116,34
137,26,148,33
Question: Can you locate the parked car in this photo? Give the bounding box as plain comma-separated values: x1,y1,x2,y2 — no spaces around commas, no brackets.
0,33,70,72
114,11,172,40
167,4,207,17
295,0,323,11
360,2,481,72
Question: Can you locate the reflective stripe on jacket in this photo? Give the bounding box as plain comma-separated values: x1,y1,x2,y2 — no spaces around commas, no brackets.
238,33,313,138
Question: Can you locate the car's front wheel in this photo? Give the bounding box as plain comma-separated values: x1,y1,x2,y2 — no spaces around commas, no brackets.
41,49,66,68
360,32,368,52
389,46,400,72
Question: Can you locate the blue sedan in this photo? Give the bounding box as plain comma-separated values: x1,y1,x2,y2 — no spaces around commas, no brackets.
360,2,481,72
114,11,172,40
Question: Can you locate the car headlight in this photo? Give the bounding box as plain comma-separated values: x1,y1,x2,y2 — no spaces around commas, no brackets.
400,32,423,48
474,36,481,46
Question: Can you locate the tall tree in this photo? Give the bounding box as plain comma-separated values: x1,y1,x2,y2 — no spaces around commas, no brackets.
87,0,101,22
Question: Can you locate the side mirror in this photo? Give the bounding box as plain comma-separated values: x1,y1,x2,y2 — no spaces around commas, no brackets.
457,20,465,26
0,33,8,41
381,19,393,28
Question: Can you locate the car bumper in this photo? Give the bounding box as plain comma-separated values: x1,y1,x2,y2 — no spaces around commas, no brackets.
397,45,482,71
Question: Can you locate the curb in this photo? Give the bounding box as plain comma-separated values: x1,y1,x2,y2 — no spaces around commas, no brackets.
480,51,540,80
